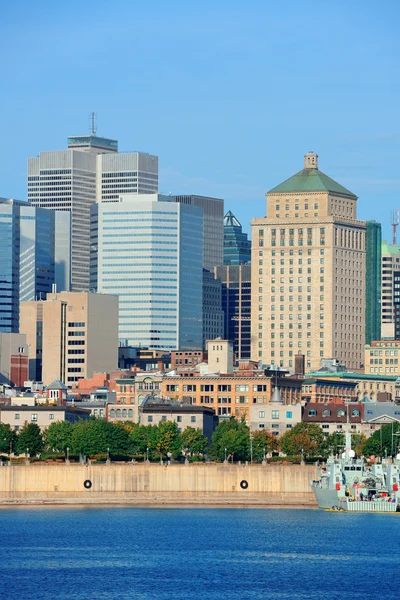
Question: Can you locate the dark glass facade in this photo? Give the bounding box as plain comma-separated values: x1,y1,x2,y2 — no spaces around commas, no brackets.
365,221,382,344
223,211,251,266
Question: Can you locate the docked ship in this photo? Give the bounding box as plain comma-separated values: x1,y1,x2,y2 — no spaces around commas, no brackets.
310,427,400,512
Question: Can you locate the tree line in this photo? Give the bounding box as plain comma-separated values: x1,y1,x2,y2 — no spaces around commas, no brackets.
0,418,398,462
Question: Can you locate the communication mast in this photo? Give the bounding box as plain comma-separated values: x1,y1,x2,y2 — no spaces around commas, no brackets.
89,112,97,136
391,211,400,245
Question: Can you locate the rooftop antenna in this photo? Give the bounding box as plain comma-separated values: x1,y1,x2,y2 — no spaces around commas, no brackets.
391,210,400,245
89,112,97,136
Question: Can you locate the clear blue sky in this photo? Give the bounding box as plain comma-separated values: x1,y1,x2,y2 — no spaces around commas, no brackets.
1,0,399,239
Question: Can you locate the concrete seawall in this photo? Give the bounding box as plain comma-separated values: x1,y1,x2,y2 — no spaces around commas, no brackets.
0,463,318,507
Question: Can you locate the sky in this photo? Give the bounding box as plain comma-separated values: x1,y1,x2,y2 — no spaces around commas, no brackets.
1,0,400,239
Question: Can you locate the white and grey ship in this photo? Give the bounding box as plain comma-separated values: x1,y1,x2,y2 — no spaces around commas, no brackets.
310,427,400,512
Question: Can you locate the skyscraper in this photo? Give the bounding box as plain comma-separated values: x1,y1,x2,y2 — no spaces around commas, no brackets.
223,211,251,265
28,134,158,291
0,198,70,333
91,194,203,350
251,152,366,371
365,221,382,345
380,240,400,339
214,264,251,360
171,195,224,271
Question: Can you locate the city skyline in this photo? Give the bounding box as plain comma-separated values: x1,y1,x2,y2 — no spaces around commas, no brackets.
1,2,399,239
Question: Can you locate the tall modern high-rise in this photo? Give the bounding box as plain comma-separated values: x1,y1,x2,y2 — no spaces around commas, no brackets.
223,211,251,265
380,240,400,339
214,264,251,360
91,194,203,350
28,134,158,291
202,270,224,346
251,152,366,371
0,198,70,333
365,221,382,345
171,195,224,271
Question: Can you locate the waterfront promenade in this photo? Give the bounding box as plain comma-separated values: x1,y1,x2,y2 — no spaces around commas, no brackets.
0,463,317,507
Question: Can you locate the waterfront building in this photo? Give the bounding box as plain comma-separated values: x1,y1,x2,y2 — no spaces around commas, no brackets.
365,221,382,344
249,401,302,434
0,405,90,431
161,374,302,422
214,264,251,360
139,399,216,441
20,291,118,385
251,152,366,371
380,240,400,338
223,211,251,265
302,402,363,436
306,368,398,402
91,195,203,351
364,339,400,377
0,198,70,332
28,134,158,291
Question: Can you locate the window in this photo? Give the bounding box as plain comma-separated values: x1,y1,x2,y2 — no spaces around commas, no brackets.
177,416,182,422
161,416,167,422
308,409,316,416
272,410,279,419
49,414,54,420
191,416,196,423
286,411,292,418
128,409,133,418
337,409,345,417
351,409,360,417
259,411,265,418
110,409,115,418
147,416,153,423
31,414,38,422
14,414,20,420
322,409,331,417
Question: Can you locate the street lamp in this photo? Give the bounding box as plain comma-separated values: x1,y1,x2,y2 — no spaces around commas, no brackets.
106,447,110,465
146,446,149,463
224,447,227,463
66,447,70,464
26,447,29,465
262,447,266,466
250,435,253,465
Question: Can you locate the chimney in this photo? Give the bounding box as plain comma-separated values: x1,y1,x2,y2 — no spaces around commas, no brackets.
295,353,305,376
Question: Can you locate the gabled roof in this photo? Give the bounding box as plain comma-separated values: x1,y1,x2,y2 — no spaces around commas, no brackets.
268,168,357,198
47,379,68,390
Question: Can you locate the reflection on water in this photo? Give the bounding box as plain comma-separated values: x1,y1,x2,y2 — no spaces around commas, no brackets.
0,508,399,600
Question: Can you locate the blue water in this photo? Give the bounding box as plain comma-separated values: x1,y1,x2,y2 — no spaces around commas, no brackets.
0,508,399,600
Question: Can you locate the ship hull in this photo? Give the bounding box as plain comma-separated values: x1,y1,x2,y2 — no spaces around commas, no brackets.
311,485,340,509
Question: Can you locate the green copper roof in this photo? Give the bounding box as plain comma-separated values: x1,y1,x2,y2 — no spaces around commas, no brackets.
381,240,400,255
268,168,357,198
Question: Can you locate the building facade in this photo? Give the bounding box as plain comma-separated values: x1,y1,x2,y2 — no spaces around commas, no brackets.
172,195,224,272
380,240,400,339
0,199,70,332
20,291,118,385
364,340,400,377
202,270,224,347
223,210,251,265
0,405,90,431
251,152,366,371
214,264,251,360
91,195,203,350
28,134,158,291
365,221,382,345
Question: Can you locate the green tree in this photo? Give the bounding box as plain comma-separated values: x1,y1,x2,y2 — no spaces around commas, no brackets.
180,427,208,457
326,432,344,456
71,420,132,457
44,421,73,453
129,424,154,457
154,421,181,460
251,429,279,461
279,422,326,458
362,422,400,458
15,423,43,456
210,419,250,462
0,423,16,455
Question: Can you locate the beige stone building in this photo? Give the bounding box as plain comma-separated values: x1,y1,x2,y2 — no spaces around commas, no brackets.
251,152,366,372
20,292,118,386
0,405,90,432
206,338,233,373
364,340,400,376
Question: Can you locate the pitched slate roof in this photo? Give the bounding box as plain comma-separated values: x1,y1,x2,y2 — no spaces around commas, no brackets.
268,168,357,198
